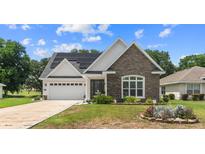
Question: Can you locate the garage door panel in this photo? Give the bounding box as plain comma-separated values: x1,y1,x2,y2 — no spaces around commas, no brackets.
48,83,85,100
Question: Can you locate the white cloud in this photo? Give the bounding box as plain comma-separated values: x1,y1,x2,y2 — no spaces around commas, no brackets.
56,24,112,36
97,24,112,36
180,55,187,59
7,24,17,29
52,43,82,52
52,40,58,43
21,24,31,30
135,29,144,39
56,24,95,36
147,44,166,49
34,48,49,58
37,38,46,46
21,38,31,45
82,36,101,42
159,28,171,38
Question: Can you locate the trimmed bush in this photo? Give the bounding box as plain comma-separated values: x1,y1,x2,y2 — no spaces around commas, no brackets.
158,98,165,104
92,94,113,104
163,95,169,102
145,97,153,104
199,94,204,100
34,95,41,101
123,96,140,103
175,105,196,119
169,94,175,100
192,94,199,101
181,94,188,100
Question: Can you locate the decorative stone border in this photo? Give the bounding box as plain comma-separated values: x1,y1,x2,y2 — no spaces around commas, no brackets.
140,113,199,124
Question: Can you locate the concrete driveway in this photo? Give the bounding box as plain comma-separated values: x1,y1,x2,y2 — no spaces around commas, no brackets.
0,100,81,129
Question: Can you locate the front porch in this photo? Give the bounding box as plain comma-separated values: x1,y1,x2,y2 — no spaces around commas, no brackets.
83,71,116,100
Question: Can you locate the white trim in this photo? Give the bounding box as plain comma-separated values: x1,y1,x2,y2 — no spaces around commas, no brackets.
152,71,166,74
83,38,127,73
200,77,205,80
46,58,81,78
0,83,6,87
88,40,165,73
160,81,205,86
102,71,116,75
121,75,145,99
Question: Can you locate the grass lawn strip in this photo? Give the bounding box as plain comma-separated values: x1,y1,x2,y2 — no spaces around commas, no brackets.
33,100,205,129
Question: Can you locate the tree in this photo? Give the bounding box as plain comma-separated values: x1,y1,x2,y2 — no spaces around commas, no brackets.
0,38,30,94
178,54,205,70
25,58,49,93
145,49,176,78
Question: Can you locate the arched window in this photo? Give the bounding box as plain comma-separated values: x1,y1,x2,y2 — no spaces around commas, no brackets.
122,75,145,98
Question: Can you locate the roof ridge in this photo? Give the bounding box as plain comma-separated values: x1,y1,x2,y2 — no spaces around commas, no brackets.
178,67,195,81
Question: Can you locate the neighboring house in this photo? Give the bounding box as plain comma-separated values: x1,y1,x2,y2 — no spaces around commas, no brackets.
0,83,6,99
40,38,165,101
160,66,205,99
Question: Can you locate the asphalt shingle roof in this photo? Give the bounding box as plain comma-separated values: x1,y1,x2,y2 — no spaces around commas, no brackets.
160,66,205,85
40,52,101,78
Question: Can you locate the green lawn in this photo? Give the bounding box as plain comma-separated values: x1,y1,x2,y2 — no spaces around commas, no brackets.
33,100,205,129
0,91,40,108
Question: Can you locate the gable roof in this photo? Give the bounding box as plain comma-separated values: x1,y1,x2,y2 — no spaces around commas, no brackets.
46,58,82,77
40,38,165,79
84,38,128,73
40,52,101,78
160,66,205,85
0,83,6,87
107,42,165,72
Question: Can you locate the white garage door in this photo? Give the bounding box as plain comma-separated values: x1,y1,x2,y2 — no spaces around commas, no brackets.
48,82,85,100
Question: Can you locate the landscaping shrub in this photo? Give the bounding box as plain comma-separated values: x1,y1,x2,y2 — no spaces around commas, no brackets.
34,95,41,101
123,96,140,103
145,97,153,104
175,105,196,119
169,94,175,100
181,94,188,100
158,98,165,104
153,106,175,120
163,95,169,103
199,94,204,100
92,94,113,104
192,94,199,101
144,106,155,117
143,105,197,120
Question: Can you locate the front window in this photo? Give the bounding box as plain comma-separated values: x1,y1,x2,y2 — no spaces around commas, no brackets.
161,86,166,95
187,83,200,95
122,75,144,98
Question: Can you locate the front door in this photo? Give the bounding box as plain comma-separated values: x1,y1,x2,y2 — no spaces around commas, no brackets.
90,80,105,98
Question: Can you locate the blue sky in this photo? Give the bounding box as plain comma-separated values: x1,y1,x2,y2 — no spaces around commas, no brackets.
0,24,205,65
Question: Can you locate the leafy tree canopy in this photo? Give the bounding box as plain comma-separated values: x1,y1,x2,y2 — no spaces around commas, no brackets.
25,58,49,92
178,54,205,70
0,38,30,94
145,49,176,78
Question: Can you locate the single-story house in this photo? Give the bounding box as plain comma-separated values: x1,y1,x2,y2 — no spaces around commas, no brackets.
0,83,6,99
160,66,205,99
40,38,165,101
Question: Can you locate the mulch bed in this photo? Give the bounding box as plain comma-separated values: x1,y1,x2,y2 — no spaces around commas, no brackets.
140,113,199,124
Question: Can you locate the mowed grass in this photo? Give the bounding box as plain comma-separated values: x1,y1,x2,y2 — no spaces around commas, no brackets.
0,91,40,108
33,100,205,129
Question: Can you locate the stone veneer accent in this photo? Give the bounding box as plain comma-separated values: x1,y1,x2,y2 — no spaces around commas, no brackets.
107,44,160,102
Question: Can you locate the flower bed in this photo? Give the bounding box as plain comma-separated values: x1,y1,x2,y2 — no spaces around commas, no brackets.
140,105,199,124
